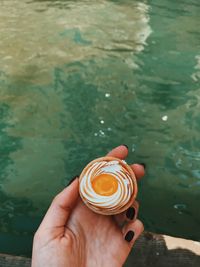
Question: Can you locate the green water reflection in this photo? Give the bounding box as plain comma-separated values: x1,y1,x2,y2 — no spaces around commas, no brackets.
0,0,200,259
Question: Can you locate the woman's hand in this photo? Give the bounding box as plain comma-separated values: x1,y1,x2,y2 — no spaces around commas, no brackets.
32,145,145,267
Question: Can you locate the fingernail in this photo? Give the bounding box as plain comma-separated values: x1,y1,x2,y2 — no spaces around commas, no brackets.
139,163,146,169
67,175,79,186
122,144,129,150
126,207,135,220
125,231,135,242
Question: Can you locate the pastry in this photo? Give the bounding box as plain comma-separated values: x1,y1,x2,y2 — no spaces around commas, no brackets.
79,156,137,215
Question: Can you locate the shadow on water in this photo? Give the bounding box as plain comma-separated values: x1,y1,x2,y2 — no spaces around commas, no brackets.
0,190,41,257
125,233,200,267
138,179,200,241
0,96,41,256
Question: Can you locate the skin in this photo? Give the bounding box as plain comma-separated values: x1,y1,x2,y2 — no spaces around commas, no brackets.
32,145,145,267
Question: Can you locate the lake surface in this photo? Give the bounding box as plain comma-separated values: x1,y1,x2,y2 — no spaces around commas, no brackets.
0,0,200,261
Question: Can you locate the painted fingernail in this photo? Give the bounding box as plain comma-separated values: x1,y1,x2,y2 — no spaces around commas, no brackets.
67,175,79,186
126,207,135,220
122,144,129,150
125,231,135,242
139,163,146,169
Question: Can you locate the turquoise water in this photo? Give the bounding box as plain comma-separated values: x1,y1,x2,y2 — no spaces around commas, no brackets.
0,0,200,259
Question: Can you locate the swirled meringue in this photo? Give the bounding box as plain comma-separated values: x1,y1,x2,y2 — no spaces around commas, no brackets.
79,157,137,215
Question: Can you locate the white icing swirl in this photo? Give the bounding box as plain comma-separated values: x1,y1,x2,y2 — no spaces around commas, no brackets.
79,160,134,213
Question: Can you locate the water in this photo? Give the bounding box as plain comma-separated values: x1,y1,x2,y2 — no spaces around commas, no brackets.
0,0,200,260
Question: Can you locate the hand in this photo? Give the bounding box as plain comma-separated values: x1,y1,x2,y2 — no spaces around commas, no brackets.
32,145,145,267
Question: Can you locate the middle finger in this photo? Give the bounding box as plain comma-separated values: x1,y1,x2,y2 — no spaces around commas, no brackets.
114,200,139,227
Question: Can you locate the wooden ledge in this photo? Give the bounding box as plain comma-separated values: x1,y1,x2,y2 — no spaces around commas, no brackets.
0,232,200,267
125,232,200,266
0,253,31,267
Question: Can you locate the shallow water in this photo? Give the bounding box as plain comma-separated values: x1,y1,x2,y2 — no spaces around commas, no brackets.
0,0,200,259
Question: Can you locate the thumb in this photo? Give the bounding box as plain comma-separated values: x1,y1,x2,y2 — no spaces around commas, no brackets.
39,178,79,230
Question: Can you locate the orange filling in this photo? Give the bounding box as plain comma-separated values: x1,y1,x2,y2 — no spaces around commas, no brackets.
92,174,118,196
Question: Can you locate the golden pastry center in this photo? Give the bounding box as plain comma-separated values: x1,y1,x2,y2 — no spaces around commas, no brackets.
92,174,118,196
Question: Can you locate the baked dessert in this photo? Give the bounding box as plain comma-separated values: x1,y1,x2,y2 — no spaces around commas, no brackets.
79,156,137,215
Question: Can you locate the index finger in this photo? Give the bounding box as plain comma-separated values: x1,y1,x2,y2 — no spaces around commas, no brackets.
106,145,129,159
106,145,145,180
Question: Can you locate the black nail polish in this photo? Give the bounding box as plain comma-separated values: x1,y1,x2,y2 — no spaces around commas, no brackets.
122,144,129,150
125,231,135,242
139,163,146,169
67,175,79,186
126,207,135,220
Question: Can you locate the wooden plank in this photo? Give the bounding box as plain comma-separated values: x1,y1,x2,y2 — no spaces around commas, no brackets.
0,232,200,267
125,232,200,267
0,253,31,267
